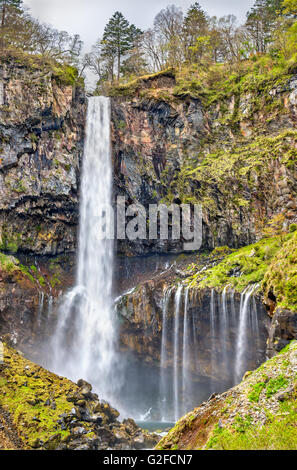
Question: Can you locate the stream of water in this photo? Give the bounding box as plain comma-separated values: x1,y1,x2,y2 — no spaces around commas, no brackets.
50,96,120,405
158,285,267,422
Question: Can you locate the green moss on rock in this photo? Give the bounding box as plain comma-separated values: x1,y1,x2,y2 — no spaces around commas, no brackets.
156,341,297,450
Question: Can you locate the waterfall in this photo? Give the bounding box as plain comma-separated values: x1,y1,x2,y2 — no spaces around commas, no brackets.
210,289,216,393
37,291,44,327
173,285,183,422
157,282,266,423
51,97,117,401
220,286,229,378
160,287,173,421
182,287,190,416
235,284,259,382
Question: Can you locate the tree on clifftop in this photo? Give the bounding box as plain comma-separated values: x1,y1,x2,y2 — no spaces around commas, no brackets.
102,11,142,81
183,2,209,62
0,0,23,49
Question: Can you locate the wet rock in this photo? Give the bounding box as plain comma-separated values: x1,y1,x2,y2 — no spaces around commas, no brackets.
267,308,297,357
77,379,93,397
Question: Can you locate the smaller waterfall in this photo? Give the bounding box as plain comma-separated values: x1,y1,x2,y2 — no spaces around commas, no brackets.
182,287,190,416
160,285,193,422
47,296,53,320
158,282,266,423
220,286,230,378
210,289,216,393
173,285,183,422
235,284,260,382
160,287,173,421
37,291,45,327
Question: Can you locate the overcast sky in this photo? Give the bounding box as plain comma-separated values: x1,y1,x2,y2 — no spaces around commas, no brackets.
24,0,255,51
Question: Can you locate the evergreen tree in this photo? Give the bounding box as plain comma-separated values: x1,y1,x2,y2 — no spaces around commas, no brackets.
1,0,23,28
246,0,283,52
183,2,209,61
102,11,142,81
0,0,23,49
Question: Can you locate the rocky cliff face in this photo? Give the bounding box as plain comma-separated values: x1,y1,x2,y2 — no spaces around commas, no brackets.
111,74,206,255
267,308,297,357
0,57,86,256
0,251,75,362
111,70,297,256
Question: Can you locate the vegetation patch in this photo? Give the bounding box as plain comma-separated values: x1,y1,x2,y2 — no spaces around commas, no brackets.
248,381,267,403
187,231,297,311
157,342,297,450
0,343,75,448
265,375,289,398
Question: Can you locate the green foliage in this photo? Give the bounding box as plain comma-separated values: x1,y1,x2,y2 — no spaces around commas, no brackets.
53,64,80,86
0,343,75,448
188,235,283,292
266,375,289,398
262,213,287,238
282,0,297,15
102,11,142,81
262,231,297,310
206,403,297,449
248,382,267,402
0,252,19,273
188,230,297,311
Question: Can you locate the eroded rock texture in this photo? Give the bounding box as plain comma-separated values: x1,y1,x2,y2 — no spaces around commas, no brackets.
0,343,159,450
267,308,297,357
0,59,86,255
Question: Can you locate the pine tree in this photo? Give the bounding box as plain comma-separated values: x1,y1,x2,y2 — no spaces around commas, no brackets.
246,0,283,53
102,11,141,81
183,2,209,61
0,0,23,49
1,0,23,28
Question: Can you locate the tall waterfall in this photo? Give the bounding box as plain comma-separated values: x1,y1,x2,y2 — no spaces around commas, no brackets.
159,283,266,423
51,97,117,401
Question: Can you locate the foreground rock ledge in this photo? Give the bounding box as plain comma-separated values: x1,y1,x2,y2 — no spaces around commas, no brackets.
156,341,297,450
0,342,159,450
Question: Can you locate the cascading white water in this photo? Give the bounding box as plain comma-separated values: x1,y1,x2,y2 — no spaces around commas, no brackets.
51,97,117,401
160,287,173,421
182,287,190,416
157,282,266,422
37,291,45,328
220,285,229,378
210,289,216,393
173,285,183,422
235,284,259,382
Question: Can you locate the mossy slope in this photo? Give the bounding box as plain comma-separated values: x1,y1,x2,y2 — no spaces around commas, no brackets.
156,341,297,450
0,343,160,450
0,343,75,449
186,230,297,312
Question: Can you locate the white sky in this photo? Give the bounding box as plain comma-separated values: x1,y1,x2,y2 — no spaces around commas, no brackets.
24,0,255,51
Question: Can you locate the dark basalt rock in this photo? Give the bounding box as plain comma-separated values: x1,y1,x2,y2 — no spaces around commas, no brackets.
0,59,87,256
111,77,297,257
267,308,297,357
